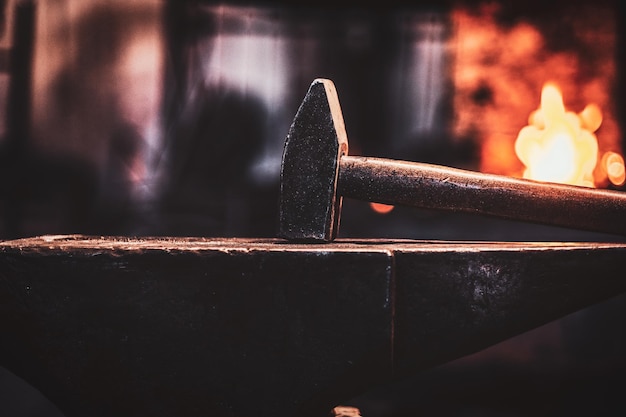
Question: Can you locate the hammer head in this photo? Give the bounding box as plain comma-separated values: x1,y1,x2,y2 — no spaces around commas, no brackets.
279,79,349,241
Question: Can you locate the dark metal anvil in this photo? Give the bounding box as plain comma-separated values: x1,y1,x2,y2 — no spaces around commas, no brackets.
1,235,625,416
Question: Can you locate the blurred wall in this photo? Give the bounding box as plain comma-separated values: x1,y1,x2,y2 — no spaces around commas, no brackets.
0,0,467,239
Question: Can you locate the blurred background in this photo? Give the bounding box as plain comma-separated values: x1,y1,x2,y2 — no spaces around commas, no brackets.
0,0,624,415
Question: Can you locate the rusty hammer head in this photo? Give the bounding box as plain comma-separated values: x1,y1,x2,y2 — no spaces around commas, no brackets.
279,79,348,241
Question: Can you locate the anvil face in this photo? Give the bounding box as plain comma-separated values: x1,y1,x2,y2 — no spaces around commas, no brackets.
1,236,625,417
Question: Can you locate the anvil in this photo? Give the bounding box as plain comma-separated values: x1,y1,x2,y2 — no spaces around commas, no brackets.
1,235,625,416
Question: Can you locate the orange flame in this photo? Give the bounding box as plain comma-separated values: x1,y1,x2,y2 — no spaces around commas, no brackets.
514,83,624,188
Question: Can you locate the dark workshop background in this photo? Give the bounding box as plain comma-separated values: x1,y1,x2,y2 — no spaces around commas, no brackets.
1,0,625,416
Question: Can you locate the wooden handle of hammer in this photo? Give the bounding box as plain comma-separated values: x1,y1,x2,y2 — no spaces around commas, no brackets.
338,156,626,237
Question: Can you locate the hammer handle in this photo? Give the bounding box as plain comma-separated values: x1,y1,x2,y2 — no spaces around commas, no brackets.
339,156,626,237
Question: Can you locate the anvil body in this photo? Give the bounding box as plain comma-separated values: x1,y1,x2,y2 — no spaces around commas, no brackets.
0,236,625,416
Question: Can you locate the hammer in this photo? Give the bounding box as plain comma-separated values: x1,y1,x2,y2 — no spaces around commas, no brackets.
279,78,626,241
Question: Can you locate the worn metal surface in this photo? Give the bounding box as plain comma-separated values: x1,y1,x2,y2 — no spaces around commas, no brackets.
279,79,348,241
0,236,393,417
1,235,626,416
339,156,626,238
279,78,626,242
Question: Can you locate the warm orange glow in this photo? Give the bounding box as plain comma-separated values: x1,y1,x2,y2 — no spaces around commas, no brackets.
370,202,395,214
602,151,626,186
514,83,601,187
450,4,621,183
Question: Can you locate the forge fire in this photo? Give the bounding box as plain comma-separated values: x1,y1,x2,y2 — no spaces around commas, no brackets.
514,82,624,188
451,2,621,190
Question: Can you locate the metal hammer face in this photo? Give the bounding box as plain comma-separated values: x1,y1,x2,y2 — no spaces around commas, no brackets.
279,79,348,241
279,79,626,242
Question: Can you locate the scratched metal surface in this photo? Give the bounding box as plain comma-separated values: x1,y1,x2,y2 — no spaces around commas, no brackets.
0,235,625,417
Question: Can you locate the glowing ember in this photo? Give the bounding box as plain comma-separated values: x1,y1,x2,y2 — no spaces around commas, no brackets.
515,83,602,187
370,202,395,214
